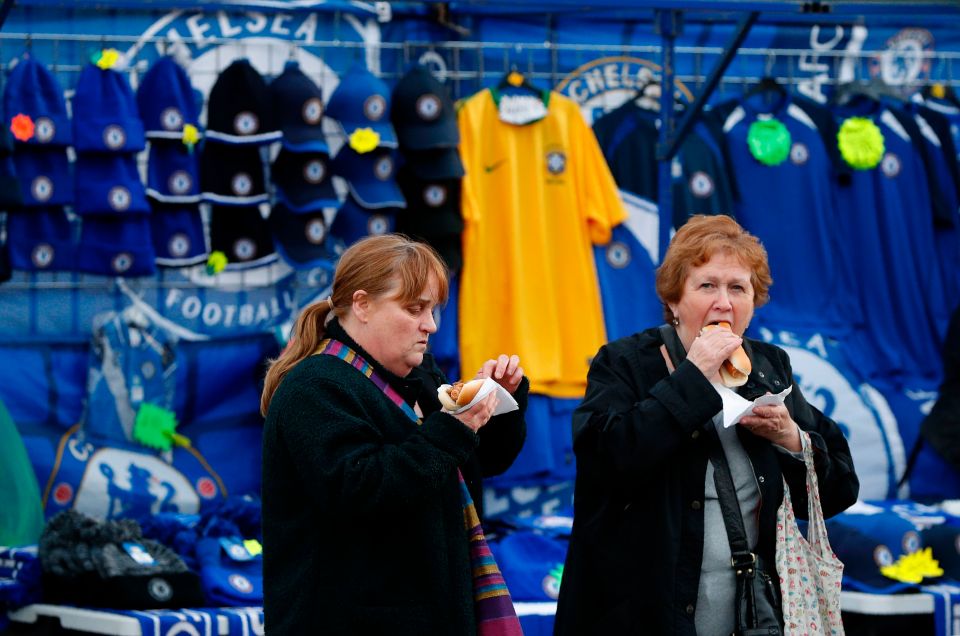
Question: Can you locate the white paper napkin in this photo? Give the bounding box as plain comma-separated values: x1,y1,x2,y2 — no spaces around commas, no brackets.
453,377,519,416
712,383,793,428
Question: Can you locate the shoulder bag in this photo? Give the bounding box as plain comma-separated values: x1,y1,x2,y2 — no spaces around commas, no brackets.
775,430,845,635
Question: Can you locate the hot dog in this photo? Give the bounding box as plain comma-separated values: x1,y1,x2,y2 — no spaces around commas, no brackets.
437,379,486,412
701,321,751,387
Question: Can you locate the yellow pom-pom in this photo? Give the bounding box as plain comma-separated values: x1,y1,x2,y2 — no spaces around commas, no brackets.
182,123,199,149
348,127,380,154
206,250,228,275
94,49,122,70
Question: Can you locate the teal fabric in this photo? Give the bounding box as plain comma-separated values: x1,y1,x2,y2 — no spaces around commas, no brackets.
0,399,44,546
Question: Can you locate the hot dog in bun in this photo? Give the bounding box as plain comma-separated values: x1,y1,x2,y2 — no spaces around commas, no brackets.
701,321,751,387
438,379,485,412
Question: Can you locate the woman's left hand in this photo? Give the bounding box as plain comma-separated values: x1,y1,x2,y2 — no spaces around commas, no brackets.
476,354,524,395
738,401,802,452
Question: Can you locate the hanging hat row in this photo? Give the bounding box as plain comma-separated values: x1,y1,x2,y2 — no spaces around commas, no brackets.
0,53,462,276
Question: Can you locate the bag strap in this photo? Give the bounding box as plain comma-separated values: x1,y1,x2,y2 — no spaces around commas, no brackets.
708,433,757,570
658,323,687,370
659,323,756,571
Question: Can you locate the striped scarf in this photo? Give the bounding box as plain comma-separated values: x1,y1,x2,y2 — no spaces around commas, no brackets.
316,339,523,635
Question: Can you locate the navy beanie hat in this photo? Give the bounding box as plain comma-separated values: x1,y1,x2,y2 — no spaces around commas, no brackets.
206,59,280,145
137,56,201,139
72,63,145,153
4,57,72,147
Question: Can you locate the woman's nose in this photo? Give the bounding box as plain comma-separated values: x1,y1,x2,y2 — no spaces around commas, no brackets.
423,310,438,333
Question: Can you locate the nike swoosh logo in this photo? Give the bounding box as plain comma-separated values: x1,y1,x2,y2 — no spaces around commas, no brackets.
484,159,506,173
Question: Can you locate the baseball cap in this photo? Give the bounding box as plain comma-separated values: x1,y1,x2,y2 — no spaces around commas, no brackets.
390,65,458,151
395,168,463,271
271,148,339,212
921,524,960,582
208,204,277,268
74,154,150,215
268,61,329,153
13,148,73,207
149,202,207,267
76,214,157,277
72,63,145,153
827,510,923,594
331,146,405,209
401,146,465,180
200,141,268,206
325,63,397,148
205,59,280,145
269,201,338,269
328,192,397,247
137,56,201,139
146,141,201,203
5,208,77,272
3,57,72,147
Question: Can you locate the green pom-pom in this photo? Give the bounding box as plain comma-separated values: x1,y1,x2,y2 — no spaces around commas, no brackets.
133,403,181,451
746,117,792,166
837,116,885,169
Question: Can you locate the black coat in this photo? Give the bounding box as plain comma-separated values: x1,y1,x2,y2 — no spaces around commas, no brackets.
554,327,858,635
262,320,528,635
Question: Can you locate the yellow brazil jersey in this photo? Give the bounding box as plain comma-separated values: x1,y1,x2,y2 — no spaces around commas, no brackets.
457,89,626,398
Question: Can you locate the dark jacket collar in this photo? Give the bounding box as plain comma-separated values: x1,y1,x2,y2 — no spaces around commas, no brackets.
324,318,424,408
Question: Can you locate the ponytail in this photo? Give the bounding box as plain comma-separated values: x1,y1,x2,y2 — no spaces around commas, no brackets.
260,301,332,416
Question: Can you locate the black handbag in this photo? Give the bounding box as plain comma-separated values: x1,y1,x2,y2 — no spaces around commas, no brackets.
709,432,783,636
657,324,782,636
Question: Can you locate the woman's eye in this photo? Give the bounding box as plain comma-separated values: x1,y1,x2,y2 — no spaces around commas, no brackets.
407,305,423,314
700,282,714,289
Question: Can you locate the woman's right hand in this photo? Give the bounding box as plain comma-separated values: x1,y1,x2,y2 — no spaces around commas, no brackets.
452,391,499,432
686,327,744,382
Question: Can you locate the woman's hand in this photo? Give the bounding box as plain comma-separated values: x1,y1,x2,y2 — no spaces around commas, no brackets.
453,391,500,433
738,400,802,451
686,327,744,382
476,354,524,395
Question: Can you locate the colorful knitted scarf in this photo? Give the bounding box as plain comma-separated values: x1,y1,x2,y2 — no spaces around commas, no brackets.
316,339,523,635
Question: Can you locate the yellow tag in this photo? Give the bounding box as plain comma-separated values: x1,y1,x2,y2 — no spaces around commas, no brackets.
349,127,380,154
507,71,525,87
206,251,228,275
243,539,263,557
182,123,199,147
880,547,944,584
931,83,947,99
170,432,192,448
94,48,121,70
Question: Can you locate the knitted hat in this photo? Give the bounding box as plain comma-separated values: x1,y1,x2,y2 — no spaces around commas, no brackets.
76,215,156,277
13,148,73,207
827,511,923,594
331,146,405,209
329,192,396,247
271,148,338,212
200,142,268,206
390,65,458,150
195,536,263,606
72,63,145,153
325,64,397,148
150,202,207,267
269,201,337,269
208,204,276,268
5,208,77,272
3,57,72,147
205,59,280,145
146,141,201,203
401,146,465,180
74,154,150,215
268,61,328,153
39,510,203,609
136,56,201,139
489,531,568,601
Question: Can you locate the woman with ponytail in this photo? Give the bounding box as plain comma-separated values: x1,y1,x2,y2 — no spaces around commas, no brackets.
261,234,528,635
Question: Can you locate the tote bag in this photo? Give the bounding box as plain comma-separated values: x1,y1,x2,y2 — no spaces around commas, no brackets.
775,430,845,636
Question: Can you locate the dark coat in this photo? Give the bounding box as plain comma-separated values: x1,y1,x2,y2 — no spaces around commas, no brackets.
554,327,858,636
262,320,528,635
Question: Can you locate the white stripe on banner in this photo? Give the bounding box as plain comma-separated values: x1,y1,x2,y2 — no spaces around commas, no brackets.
923,584,960,636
